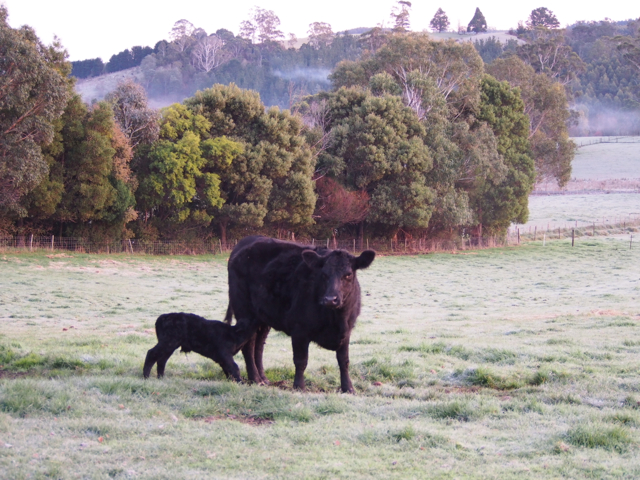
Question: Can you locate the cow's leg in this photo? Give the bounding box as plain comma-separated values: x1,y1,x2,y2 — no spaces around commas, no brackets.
254,324,271,384
241,333,262,384
336,341,355,394
292,336,310,391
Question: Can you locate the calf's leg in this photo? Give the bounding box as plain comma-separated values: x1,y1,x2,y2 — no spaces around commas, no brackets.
218,356,242,382
292,336,310,391
143,344,165,378
336,341,355,394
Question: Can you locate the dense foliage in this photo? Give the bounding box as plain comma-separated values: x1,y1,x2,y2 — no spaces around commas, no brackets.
5,5,639,243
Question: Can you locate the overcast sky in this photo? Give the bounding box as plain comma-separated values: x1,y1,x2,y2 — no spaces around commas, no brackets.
3,0,639,61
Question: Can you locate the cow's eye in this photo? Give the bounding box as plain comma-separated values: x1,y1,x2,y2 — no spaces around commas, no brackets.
344,273,353,281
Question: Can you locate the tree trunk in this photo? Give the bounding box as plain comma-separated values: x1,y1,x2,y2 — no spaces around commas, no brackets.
220,222,228,249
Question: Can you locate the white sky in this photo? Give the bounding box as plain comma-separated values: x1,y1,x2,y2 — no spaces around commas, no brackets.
3,0,639,61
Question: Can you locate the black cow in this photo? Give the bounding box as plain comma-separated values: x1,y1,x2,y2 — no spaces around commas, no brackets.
143,312,253,381
226,236,375,393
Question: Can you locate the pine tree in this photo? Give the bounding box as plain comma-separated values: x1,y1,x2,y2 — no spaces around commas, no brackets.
430,8,450,33
467,8,487,34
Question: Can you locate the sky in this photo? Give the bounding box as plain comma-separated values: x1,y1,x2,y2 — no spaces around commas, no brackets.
3,0,639,61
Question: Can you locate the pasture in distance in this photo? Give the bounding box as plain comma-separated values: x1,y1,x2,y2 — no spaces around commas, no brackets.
1,238,640,479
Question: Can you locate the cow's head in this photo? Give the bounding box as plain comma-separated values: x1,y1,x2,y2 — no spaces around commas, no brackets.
302,249,375,308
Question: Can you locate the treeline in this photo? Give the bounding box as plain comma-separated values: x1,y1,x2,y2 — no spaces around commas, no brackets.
71,46,154,78
7,6,639,245
474,14,640,135
1,3,562,246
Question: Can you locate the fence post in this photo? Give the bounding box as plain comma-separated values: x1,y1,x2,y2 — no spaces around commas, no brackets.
572,229,575,247
29,234,33,252
534,226,537,241
543,233,546,247
51,235,54,251
631,235,634,250
517,228,520,245
353,239,356,253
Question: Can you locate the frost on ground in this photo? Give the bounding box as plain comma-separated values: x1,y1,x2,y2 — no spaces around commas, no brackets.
1,241,639,479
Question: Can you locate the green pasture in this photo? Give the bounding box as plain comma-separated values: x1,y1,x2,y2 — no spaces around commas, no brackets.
1,238,640,478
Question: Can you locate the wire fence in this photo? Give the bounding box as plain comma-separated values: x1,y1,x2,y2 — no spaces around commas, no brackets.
1,234,512,256
510,215,640,244
574,136,640,148
3,215,639,256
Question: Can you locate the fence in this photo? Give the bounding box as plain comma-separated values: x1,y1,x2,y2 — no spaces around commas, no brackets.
509,214,640,245
574,136,640,148
1,234,511,256
3,216,639,256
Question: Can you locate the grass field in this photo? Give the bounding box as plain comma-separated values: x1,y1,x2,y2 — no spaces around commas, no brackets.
1,238,640,479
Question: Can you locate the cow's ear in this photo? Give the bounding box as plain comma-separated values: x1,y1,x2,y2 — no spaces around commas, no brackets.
302,250,323,269
354,250,375,270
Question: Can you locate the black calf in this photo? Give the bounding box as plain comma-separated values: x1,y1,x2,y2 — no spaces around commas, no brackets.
143,312,252,381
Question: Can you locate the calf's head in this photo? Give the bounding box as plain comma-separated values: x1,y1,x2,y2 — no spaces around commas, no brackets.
302,249,375,308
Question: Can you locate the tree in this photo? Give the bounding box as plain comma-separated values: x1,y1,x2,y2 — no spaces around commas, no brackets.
170,19,195,52
526,7,560,30
516,28,586,85
391,1,412,33
239,20,257,44
487,56,575,186
136,104,243,236
430,8,450,33
467,8,487,33
470,75,535,234
184,84,316,242
191,35,227,72
105,80,159,149
0,6,71,213
331,34,485,122
308,22,334,49
305,87,435,238
251,7,284,43
313,177,370,237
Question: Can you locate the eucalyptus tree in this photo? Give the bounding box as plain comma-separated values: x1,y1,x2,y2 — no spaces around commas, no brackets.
0,6,71,213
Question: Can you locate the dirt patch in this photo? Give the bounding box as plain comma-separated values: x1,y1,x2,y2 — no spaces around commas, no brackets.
200,415,274,426
0,369,31,380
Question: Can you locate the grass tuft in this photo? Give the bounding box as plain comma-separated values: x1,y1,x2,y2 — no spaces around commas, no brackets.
565,423,633,452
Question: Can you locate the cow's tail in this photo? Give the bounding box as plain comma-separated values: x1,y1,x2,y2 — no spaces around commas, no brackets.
224,303,233,324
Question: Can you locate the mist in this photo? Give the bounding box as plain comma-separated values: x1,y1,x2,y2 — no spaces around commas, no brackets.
571,102,640,137
273,67,332,84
